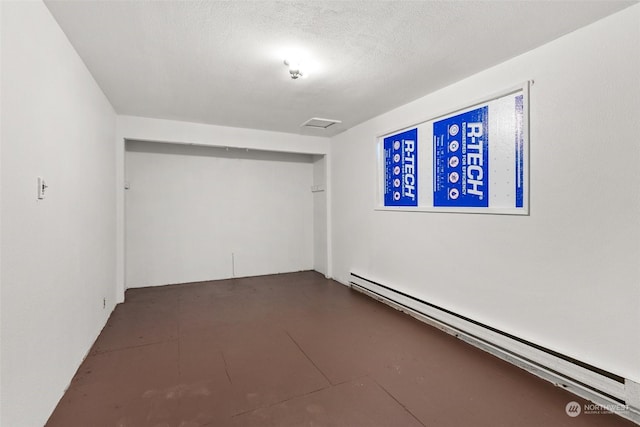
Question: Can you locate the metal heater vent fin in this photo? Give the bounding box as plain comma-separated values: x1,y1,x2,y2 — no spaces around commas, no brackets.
301,117,342,129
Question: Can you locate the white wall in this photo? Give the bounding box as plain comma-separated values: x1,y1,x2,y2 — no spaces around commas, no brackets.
116,116,329,298
0,3,4,425
0,2,117,426
330,4,640,384
312,155,328,276
0,0,4,423
117,116,330,155
125,141,315,287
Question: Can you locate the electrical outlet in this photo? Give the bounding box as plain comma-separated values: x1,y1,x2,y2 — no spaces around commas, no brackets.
103,298,106,309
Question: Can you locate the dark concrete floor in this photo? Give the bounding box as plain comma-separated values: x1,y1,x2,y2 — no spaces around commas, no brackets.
47,271,634,426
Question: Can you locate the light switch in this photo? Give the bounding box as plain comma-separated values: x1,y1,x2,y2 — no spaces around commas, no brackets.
37,177,48,200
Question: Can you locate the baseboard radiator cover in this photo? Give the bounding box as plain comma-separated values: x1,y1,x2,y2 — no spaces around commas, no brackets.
349,273,640,425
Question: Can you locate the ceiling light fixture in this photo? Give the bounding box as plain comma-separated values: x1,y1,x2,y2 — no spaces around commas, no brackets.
284,59,303,80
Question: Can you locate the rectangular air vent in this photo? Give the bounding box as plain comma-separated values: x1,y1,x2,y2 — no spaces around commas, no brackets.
300,117,342,129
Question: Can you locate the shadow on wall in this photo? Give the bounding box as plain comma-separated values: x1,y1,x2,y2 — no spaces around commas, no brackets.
125,139,316,164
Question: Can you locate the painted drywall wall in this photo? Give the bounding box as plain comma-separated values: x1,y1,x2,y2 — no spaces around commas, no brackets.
116,116,330,299
0,2,117,426
126,141,315,287
313,155,328,275
0,1,4,423
117,116,330,155
330,4,640,383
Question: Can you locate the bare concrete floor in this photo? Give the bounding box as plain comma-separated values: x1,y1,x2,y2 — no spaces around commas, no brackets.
47,271,633,426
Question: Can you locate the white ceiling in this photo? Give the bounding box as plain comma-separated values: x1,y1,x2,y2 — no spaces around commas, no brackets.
44,0,635,137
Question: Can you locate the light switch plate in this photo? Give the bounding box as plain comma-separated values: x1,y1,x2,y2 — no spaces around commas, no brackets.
37,177,47,199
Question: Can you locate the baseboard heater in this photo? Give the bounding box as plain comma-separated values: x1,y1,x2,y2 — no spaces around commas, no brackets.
349,273,639,424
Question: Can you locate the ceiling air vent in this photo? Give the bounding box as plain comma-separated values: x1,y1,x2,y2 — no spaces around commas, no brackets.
300,117,342,129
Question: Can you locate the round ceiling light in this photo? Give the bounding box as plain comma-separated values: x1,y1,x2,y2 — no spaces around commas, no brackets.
284,59,303,80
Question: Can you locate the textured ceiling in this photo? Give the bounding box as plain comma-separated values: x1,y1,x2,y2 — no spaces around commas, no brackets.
44,0,635,137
